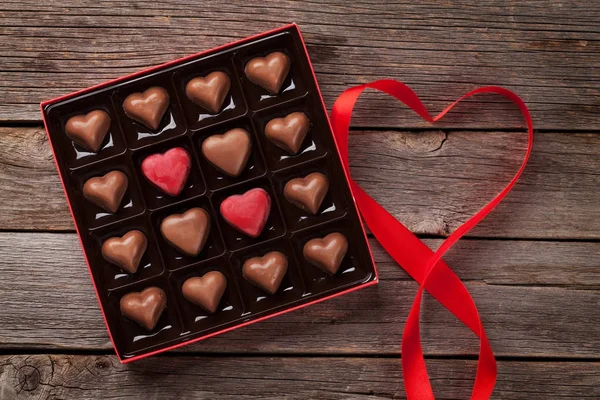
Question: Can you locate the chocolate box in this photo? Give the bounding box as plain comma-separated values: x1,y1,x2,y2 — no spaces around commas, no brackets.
41,23,378,363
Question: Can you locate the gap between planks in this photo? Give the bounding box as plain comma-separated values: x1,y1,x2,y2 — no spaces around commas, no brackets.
2,348,600,363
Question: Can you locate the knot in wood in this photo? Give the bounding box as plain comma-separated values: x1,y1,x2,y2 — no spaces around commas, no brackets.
16,365,41,392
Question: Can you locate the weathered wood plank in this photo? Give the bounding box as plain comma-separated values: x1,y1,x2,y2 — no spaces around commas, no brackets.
0,128,69,231
2,127,600,239
2,232,599,357
351,129,600,239
0,1,599,128
0,355,598,399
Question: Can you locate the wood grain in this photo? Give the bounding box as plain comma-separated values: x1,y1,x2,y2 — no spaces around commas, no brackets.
1,1,599,128
2,232,599,357
1,3,600,397
2,127,599,239
0,127,69,231
0,355,598,400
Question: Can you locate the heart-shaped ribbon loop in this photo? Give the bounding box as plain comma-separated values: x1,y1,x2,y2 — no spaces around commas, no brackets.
330,80,533,399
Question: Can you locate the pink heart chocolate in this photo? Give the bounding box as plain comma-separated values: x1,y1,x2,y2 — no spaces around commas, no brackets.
220,188,271,238
141,147,191,196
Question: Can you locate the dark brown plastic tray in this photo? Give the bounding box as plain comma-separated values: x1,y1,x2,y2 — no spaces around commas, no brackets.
41,24,377,362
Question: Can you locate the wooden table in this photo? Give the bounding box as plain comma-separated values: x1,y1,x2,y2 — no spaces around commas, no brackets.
1,1,599,398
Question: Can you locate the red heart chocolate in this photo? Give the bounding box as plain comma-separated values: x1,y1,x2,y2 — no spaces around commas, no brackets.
242,251,288,294
101,230,148,274
120,286,167,331
220,188,271,238
185,71,231,114
265,112,310,154
82,170,128,213
244,51,291,95
65,109,111,152
123,86,169,130
303,232,348,275
182,271,227,314
201,128,252,177
141,147,191,196
284,172,329,214
160,208,210,257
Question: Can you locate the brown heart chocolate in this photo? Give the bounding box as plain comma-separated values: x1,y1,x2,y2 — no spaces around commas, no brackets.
242,251,288,295
123,86,169,130
182,271,227,314
185,71,231,114
101,230,148,274
65,109,111,152
303,232,348,274
160,208,210,256
120,286,167,331
201,128,252,177
83,170,128,213
265,112,309,154
284,172,329,214
244,51,291,95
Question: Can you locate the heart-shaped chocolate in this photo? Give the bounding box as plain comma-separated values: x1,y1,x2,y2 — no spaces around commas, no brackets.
220,188,271,238
160,208,210,256
65,110,111,153
182,271,227,314
141,147,191,196
242,251,288,294
265,112,309,154
83,170,128,213
101,230,148,274
123,86,169,130
185,71,231,114
120,286,167,331
201,128,251,177
284,172,329,214
303,232,348,274
244,51,291,95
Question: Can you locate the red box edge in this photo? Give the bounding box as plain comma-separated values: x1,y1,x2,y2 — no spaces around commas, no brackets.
41,23,296,108
39,23,379,364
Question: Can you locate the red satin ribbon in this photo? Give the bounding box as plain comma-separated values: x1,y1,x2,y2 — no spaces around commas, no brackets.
330,80,533,399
